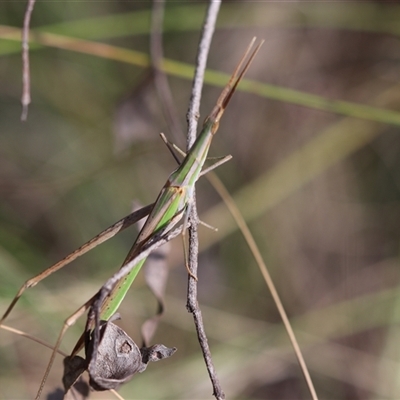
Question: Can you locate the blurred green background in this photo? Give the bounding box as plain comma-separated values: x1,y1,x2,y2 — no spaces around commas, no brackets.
1,2,400,399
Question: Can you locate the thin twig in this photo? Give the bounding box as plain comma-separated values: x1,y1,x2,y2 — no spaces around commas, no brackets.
21,0,36,121
150,0,184,144
151,1,224,397
184,1,224,400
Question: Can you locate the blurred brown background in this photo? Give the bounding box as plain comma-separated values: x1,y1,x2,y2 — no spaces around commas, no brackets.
1,2,400,399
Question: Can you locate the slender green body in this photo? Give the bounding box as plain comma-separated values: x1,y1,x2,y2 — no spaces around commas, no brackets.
100,119,215,321
100,39,262,321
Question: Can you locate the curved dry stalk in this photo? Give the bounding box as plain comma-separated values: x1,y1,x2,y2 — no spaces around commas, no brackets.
205,172,319,400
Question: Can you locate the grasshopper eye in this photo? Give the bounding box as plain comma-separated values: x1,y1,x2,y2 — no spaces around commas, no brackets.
211,120,220,134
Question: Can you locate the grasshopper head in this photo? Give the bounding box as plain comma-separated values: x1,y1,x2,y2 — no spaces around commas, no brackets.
204,105,223,135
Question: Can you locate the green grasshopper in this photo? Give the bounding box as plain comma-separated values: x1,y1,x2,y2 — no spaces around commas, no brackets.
1,38,263,399
100,38,262,323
